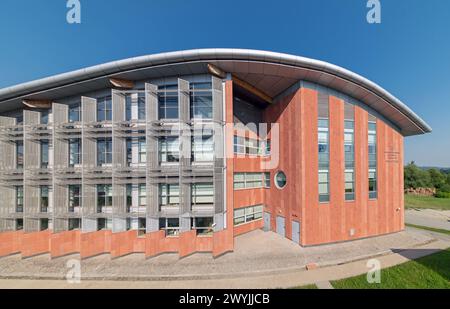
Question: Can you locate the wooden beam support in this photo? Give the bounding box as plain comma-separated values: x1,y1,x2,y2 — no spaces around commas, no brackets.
22,100,52,109
231,75,273,104
207,64,227,79
109,78,135,89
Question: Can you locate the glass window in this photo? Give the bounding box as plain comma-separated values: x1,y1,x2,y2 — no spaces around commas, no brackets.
97,218,112,231
159,183,180,208
41,140,49,168
68,218,81,231
125,94,132,121
40,186,49,213
318,95,330,203
16,141,23,169
40,218,49,231
126,184,132,212
191,217,214,236
192,135,214,162
319,171,329,202
97,184,112,213
260,140,271,156
69,185,81,212
345,171,355,201
233,173,270,190
97,96,112,122
138,92,146,120
159,218,180,236
138,184,146,207
138,138,147,163
190,82,212,119
264,172,271,188
138,217,146,237
234,205,264,226
125,138,132,166
275,171,287,189
69,104,81,122
191,183,214,206
40,110,49,125
233,173,245,189
233,136,245,154
368,119,377,199
246,173,263,188
159,137,179,163
16,219,23,231
97,138,112,165
158,85,178,119
246,138,259,156
16,186,23,213
69,138,81,166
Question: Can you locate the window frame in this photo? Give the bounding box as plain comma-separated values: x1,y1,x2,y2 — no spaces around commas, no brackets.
159,183,180,208
159,136,180,164
68,184,81,212
97,138,113,166
191,183,214,207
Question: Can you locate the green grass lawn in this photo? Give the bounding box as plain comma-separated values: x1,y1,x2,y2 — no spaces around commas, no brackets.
331,249,450,289
406,223,450,235
405,194,450,211
291,284,318,289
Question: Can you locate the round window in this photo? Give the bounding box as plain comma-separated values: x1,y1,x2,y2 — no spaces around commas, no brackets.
275,171,287,189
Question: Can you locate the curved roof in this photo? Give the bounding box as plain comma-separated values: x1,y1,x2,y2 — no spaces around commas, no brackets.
0,48,431,136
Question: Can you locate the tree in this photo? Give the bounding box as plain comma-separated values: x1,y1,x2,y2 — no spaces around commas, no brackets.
447,173,450,186
404,162,431,189
428,168,446,189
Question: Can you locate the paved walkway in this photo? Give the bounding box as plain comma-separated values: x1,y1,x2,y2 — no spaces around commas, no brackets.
0,229,433,281
0,236,447,289
405,209,450,230
0,228,444,289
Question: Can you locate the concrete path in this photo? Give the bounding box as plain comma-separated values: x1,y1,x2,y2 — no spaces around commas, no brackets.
0,236,447,289
0,227,447,289
405,209,450,230
0,229,434,281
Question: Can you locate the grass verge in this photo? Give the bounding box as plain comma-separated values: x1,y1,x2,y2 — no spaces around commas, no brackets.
405,194,450,211
331,249,450,289
406,223,450,236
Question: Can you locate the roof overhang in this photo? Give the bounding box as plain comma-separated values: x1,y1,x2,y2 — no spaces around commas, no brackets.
0,48,431,136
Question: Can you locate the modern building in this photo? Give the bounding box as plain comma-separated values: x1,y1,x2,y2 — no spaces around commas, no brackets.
0,49,431,259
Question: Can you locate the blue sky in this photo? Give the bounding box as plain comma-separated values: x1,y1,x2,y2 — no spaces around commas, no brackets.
0,0,449,166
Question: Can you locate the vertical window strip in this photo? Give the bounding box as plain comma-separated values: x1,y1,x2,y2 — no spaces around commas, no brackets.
368,118,377,199
318,93,330,203
344,103,355,201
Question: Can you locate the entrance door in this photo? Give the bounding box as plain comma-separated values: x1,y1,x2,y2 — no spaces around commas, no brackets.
276,216,285,237
292,221,300,244
263,212,271,232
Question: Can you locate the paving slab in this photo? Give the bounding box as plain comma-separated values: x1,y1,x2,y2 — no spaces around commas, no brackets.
0,228,435,283
405,209,450,230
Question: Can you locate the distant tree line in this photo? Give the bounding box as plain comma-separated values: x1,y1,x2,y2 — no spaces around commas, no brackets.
404,162,450,198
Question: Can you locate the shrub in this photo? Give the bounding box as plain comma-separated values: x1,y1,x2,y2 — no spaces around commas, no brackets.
435,191,450,199
440,183,450,193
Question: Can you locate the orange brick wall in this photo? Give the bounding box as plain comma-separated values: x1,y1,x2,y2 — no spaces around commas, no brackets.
50,230,80,258
234,219,264,236
0,231,23,257
262,87,405,246
21,230,51,258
